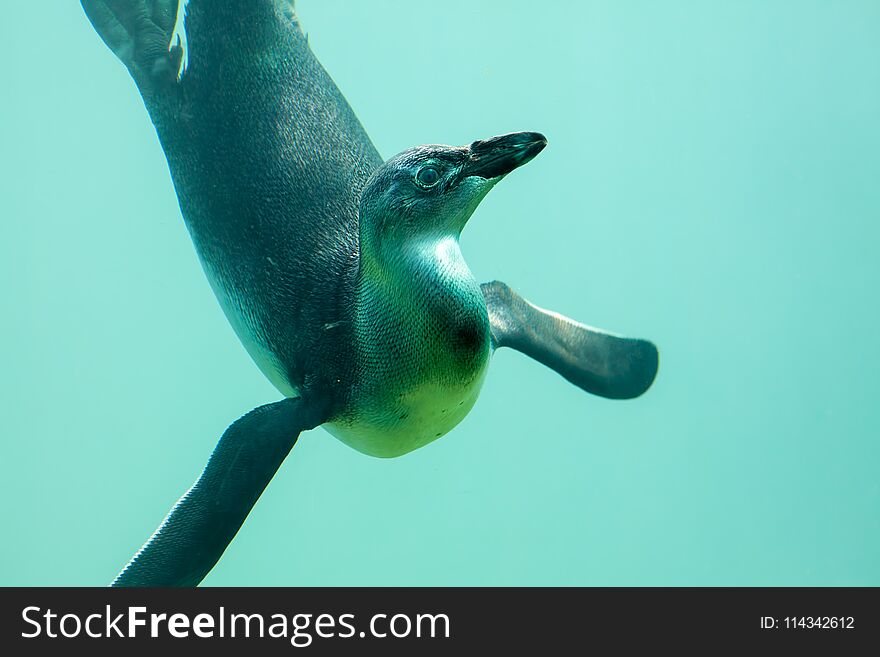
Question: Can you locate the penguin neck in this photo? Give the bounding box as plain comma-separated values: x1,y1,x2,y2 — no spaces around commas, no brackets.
358,232,481,308
355,227,490,374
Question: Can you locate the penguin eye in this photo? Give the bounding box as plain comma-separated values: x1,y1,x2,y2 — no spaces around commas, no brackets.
415,166,441,188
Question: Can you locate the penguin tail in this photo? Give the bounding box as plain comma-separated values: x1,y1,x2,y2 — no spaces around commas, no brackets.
81,0,186,94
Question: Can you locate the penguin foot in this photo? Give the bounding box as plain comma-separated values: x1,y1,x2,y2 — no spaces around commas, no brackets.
81,0,184,90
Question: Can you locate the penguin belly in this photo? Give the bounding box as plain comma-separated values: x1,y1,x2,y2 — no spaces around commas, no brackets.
326,306,492,458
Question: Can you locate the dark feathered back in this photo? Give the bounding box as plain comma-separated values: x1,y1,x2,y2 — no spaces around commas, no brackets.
140,1,383,403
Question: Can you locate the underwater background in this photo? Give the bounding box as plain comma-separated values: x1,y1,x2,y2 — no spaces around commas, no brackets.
1,1,878,586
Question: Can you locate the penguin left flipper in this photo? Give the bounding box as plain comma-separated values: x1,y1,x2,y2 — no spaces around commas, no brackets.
481,281,659,400
112,396,326,587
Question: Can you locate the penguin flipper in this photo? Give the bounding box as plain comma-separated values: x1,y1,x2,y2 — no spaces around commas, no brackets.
112,396,325,587
481,281,658,400
81,0,184,90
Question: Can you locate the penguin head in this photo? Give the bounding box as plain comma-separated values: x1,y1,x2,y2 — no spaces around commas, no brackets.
358,131,546,249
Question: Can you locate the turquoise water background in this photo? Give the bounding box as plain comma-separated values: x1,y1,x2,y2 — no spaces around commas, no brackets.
2,1,878,586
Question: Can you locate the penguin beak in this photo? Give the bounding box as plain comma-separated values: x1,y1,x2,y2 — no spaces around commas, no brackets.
461,131,547,180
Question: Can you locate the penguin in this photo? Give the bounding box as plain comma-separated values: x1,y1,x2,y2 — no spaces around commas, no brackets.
80,0,659,586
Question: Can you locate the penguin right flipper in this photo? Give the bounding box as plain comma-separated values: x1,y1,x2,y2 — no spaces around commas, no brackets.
112,396,326,587
81,0,184,90
481,281,658,400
